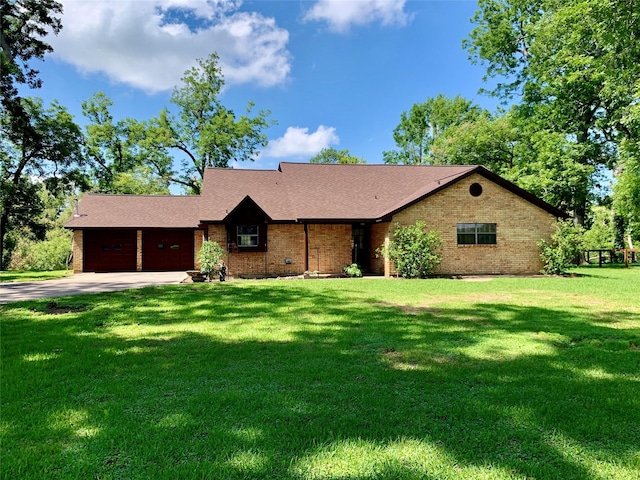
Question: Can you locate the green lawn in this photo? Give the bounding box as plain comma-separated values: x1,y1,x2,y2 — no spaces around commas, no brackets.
1,267,639,479
0,270,71,283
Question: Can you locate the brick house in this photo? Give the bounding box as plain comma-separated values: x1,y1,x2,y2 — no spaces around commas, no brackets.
66,162,566,276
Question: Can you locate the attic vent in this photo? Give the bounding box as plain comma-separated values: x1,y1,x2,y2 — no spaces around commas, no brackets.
469,183,483,197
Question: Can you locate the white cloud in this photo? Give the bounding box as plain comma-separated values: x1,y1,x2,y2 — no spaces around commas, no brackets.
50,0,291,93
303,0,411,33
262,126,339,158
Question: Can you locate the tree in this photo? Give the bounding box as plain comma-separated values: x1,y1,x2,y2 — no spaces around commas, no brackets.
464,0,640,223
310,147,365,164
147,54,273,193
383,94,482,165
1,0,63,131
83,54,274,194
81,92,171,194
0,97,85,269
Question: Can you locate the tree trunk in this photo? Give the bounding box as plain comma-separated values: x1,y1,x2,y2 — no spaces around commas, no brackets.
0,212,7,271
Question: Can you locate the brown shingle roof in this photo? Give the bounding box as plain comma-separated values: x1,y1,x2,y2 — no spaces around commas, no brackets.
65,194,203,229
66,163,566,229
200,162,479,222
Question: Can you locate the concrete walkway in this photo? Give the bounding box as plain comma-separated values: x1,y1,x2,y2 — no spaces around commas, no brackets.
0,271,188,304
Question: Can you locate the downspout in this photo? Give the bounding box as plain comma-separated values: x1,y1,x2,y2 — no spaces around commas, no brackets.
303,223,309,273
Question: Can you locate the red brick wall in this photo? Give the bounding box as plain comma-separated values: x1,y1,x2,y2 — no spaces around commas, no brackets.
207,224,306,276
307,224,352,273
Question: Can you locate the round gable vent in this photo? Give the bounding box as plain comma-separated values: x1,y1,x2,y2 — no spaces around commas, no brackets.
469,183,483,197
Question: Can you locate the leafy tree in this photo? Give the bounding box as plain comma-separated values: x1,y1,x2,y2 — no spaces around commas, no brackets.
83,54,273,194
0,0,63,124
378,222,443,278
583,205,615,250
146,54,273,193
0,97,85,269
383,94,482,165
310,147,365,164
613,140,640,248
465,0,640,223
81,92,171,193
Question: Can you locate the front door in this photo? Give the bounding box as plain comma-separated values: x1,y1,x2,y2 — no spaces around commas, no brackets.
352,224,369,270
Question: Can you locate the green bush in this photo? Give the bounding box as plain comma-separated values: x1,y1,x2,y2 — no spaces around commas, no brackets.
196,241,225,280
342,263,363,277
378,222,442,279
538,219,585,275
8,228,72,271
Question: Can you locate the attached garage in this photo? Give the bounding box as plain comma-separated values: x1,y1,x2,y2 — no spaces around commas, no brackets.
142,229,194,271
67,194,203,273
83,229,137,272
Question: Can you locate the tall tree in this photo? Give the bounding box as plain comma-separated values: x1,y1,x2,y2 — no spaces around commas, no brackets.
0,97,85,268
310,147,365,164
83,54,274,194
148,53,273,193
81,92,171,194
383,94,482,165
431,109,595,213
464,0,640,222
1,0,63,125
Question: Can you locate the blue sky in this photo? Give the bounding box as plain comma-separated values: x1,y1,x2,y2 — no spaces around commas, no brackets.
32,0,498,173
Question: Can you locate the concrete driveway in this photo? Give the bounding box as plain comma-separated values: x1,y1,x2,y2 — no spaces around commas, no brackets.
0,271,188,304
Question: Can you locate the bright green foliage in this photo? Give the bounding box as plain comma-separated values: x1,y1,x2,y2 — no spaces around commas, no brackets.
196,241,225,280
1,97,85,269
583,205,615,250
465,0,640,224
538,219,585,274
81,92,171,193
154,53,273,193
83,54,273,194
8,227,72,271
383,94,482,165
0,0,63,129
342,263,363,277
310,148,365,164
379,222,443,278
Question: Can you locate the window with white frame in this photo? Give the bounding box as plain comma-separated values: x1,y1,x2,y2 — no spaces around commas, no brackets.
237,225,259,247
457,223,497,245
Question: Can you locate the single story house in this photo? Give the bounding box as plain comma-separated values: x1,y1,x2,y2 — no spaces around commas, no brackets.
65,162,566,276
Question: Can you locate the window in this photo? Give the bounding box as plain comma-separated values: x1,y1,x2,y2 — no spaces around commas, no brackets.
237,225,259,247
457,223,496,245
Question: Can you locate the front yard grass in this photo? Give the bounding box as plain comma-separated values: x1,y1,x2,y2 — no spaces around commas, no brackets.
1,267,639,479
0,270,71,283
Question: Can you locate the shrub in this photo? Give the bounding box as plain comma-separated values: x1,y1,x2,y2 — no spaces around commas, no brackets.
196,241,225,280
342,263,363,277
378,222,442,279
8,228,72,271
538,219,585,275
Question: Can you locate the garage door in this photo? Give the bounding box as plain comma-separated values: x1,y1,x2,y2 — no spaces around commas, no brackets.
84,229,137,272
142,229,194,271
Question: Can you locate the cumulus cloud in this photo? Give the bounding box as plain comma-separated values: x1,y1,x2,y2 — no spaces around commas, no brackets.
303,0,411,33
262,126,339,158
50,0,291,93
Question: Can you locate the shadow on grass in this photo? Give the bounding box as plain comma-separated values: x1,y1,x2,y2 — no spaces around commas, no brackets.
1,282,639,479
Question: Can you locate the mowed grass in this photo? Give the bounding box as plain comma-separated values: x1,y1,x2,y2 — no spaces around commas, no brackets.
1,267,639,479
0,270,71,283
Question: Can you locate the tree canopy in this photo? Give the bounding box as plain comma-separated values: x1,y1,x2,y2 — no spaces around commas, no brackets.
310,148,365,164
